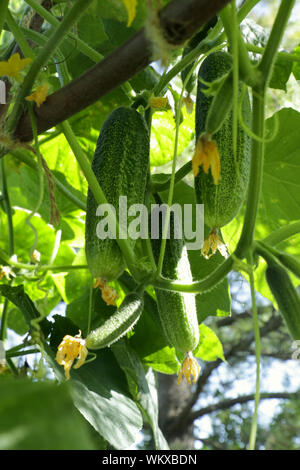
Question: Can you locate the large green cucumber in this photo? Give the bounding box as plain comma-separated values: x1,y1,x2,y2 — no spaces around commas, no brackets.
151,210,199,353
194,51,251,229
85,107,150,281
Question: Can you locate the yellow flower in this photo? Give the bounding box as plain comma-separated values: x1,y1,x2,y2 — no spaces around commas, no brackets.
94,278,119,306
177,352,200,386
121,0,137,27
149,96,170,110
0,53,32,81
56,332,88,380
26,83,49,107
192,135,221,185
202,228,228,260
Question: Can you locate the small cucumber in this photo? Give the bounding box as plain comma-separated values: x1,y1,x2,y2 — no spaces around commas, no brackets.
85,107,150,282
85,292,144,349
266,262,300,340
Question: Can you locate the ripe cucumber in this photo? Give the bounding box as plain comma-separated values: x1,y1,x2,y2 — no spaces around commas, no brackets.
194,51,251,229
151,210,199,353
266,262,300,340
85,292,144,349
85,107,150,282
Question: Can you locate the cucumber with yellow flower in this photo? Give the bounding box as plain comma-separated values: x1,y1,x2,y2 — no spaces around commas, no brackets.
193,51,251,258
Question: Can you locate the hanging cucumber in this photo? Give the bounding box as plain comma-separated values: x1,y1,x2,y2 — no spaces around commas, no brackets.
193,51,251,258
85,107,150,284
151,208,200,384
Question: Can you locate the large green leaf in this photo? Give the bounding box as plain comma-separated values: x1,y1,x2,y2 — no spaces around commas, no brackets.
0,377,97,450
111,340,169,449
259,108,300,232
194,324,225,362
70,350,143,450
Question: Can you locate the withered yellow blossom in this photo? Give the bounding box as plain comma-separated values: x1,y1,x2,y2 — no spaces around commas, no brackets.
56,332,88,380
202,228,228,259
192,135,221,185
94,278,119,306
177,352,200,385
0,53,32,81
149,96,170,110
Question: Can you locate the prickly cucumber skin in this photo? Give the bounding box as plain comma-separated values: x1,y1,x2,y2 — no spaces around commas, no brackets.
85,107,150,282
85,292,144,350
151,213,199,353
266,264,300,340
194,51,251,229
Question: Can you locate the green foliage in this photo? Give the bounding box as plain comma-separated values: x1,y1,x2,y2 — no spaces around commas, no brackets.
0,0,299,452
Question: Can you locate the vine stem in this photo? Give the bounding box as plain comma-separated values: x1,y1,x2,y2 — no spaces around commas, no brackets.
156,93,182,276
247,252,261,451
262,221,300,246
6,0,94,136
0,156,14,342
259,0,296,88
235,87,265,258
5,9,34,59
0,0,9,36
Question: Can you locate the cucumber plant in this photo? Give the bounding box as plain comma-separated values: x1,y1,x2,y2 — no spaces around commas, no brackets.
0,0,299,452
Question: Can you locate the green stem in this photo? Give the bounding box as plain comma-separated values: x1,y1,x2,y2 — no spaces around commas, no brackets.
10,149,86,211
23,0,132,95
246,43,300,63
0,0,9,36
155,61,195,277
220,2,258,88
247,252,261,451
149,161,192,193
6,0,94,136
262,221,300,246
5,10,34,59
6,348,39,358
153,255,234,294
255,241,300,279
6,357,19,375
235,87,265,258
0,157,14,342
60,120,140,280
0,159,14,256
26,103,45,259
258,0,296,87
24,0,103,62
0,246,88,272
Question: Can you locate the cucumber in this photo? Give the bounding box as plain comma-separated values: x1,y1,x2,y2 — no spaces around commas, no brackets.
85,292,144,349
151,209,199,353
85,107,150,282
266,262,300,340
194,51,251,229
